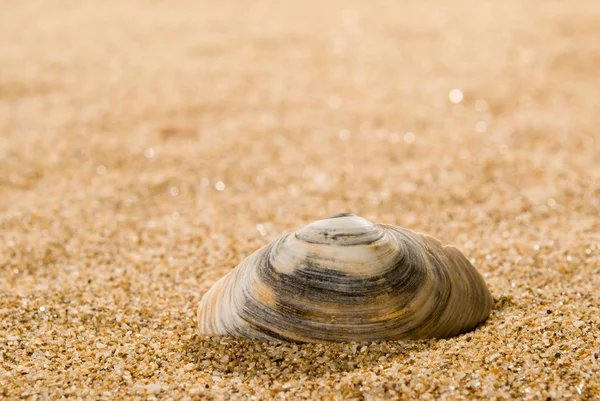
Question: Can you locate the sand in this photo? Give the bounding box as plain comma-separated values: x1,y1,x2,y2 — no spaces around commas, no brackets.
1,0,599,399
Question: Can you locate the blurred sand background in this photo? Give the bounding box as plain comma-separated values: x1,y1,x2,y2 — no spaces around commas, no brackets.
1,0,599,399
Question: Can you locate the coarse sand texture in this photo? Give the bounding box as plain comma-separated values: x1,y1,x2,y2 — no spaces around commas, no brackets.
1,0,599,400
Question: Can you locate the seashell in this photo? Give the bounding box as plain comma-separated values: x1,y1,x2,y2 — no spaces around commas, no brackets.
197,213,493,343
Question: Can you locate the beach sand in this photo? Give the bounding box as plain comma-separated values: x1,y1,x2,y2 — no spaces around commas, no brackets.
1,0,599,399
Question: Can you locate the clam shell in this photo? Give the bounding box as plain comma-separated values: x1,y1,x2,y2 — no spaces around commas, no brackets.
197,213,493,343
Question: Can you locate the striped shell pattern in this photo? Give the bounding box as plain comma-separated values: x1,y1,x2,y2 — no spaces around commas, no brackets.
197,213,493,343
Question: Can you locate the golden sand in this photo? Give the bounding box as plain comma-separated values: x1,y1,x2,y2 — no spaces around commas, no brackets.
1,0,599,399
